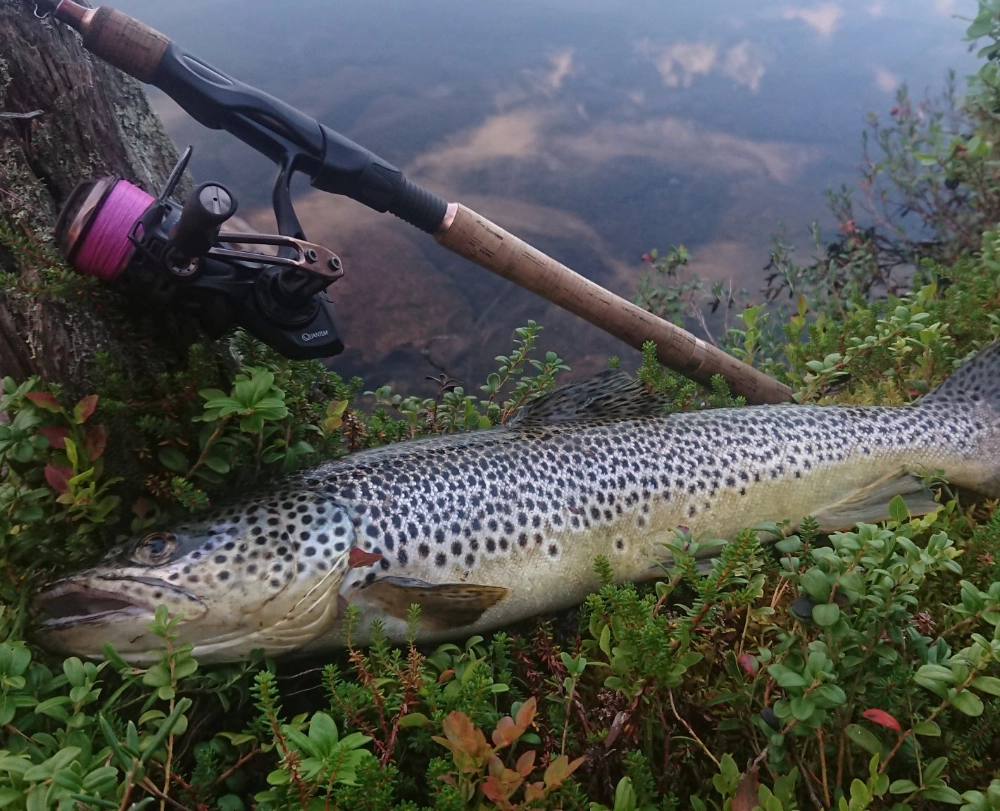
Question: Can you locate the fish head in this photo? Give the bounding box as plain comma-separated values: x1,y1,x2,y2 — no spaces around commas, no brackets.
33,489,357,664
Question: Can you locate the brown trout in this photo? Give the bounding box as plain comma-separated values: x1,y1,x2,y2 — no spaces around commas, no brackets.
33,342,1000,663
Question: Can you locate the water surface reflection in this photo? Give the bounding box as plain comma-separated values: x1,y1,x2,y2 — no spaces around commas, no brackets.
111,0,978,390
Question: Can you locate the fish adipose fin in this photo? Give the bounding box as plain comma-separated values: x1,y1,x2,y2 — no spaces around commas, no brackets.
511,370,663,426
810,469,940,532
920,339,1000,408
361,577,508,630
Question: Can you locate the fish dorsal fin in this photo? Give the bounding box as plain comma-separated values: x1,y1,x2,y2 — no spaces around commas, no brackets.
921,340,1000,410
361,576,508,630
809,469,940,532
510,370,662,427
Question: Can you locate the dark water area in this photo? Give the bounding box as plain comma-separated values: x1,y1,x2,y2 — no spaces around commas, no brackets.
112,0,978,393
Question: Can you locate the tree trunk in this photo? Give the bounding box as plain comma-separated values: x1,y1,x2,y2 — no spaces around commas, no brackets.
0,0,188,400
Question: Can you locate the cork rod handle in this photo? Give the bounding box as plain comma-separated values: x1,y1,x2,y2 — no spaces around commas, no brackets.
436,204,793,405
53,2,170,84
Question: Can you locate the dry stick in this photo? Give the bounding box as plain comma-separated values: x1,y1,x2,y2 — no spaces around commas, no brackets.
436,204,793,406
667,689,720,769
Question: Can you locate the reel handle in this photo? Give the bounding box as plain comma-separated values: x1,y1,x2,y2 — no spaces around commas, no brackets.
170,182,238,263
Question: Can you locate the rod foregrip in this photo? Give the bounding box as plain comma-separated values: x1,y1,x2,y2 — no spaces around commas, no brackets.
76,6,170,84
391,178,448,233
436,204,793,405
311,124,447,232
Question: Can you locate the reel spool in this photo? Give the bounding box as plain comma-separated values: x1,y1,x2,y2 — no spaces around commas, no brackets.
55,176,155,282
53,148,347,360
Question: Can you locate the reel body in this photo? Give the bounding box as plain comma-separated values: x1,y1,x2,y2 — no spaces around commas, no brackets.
54,148,345,360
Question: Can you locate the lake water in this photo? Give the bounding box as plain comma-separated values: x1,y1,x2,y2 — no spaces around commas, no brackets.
110,0,979,392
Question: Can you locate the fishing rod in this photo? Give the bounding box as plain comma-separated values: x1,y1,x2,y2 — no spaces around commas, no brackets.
35,0,793,404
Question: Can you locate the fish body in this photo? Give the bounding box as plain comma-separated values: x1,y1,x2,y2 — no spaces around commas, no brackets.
34,342,1000,663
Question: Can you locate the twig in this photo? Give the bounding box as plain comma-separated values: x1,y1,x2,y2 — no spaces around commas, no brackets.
139,777,199,811
816,728,832,808
667,689,719,769
212,748,263,787
790,739,824,811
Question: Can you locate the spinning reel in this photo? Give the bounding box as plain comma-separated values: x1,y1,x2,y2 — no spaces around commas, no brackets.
55,147,345,359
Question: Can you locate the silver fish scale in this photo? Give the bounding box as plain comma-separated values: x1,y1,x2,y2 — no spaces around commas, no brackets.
302,395,987,592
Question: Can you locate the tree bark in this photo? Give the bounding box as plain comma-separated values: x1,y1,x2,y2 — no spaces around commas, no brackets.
0,0,188,400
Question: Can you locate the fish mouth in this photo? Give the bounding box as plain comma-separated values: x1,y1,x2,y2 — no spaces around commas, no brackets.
34,579,196,629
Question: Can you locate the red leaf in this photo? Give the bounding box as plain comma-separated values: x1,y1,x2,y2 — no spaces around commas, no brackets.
83,424,107,461
516,750,536,777
441,711,490,761
543,754,585,789
481,775,514,804
348,548,383,568
515,696,537,730
73,394,98,424
487,754,505,779
132,497,151,519
25,392,62,413
491,715,522,748
604,710,628,748
44,465,73,494
524,782,545,802
862,708,902,732
36,425,70,450
733,766,761,811
738,653,759,676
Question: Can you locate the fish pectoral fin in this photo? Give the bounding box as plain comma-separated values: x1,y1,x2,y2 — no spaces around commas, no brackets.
809,469,940,532
361,577,508,630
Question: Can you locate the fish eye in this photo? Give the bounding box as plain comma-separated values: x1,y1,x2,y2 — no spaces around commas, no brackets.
133,532,177,565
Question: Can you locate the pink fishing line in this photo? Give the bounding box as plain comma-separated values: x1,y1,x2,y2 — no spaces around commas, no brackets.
74,180,154,282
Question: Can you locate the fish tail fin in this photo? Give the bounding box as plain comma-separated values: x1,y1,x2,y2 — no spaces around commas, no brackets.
920,340,1000,411
919,339,1000,497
